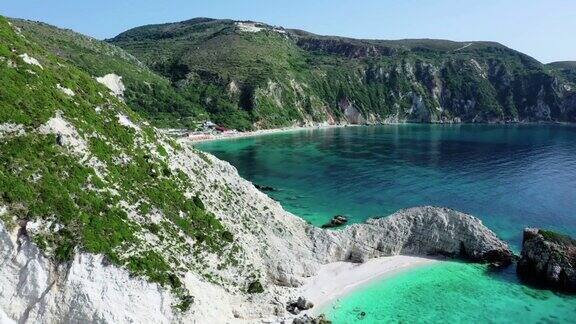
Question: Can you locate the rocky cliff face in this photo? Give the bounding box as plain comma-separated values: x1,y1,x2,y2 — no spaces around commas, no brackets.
1,200,513,322
517,228,576,292
0,222,177,323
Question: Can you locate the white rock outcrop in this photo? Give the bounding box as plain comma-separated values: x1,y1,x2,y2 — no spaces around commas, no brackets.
116,113,140,131
309,206,513,264
18,53,43,69
56,84,75,97
38,112,88,157
235,22,265,33
0,123,25,137
96,74,126,98
0,308,15,324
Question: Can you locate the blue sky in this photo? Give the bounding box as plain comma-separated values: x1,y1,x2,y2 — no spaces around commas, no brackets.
1,0,574,63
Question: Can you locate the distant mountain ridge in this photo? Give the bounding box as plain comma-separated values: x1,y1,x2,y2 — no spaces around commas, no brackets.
14,18,576,130
108,18,576,129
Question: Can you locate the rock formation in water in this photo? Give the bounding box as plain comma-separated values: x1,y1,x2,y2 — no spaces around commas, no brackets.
321,215,348,228
517,228,576,292
309,206,514,266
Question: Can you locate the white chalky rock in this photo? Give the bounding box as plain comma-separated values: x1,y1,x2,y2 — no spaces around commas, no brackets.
96,73,125,97
19,53,43,69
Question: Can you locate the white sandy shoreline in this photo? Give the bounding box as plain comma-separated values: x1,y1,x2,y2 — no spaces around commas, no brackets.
181,124,355,144
300,255,439,316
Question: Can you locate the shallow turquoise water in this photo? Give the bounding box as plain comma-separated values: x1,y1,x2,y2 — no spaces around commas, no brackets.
326,262,576,323
197,124,576,322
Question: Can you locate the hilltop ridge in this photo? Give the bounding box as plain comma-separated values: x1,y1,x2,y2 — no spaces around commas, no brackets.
10,17,576,131
109,17,576,129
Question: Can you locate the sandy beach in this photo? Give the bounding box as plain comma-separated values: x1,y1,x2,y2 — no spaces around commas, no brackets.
300,255,439,315
179,124,356,144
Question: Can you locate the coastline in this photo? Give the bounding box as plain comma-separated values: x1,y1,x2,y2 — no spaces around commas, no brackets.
176,124,355,144
300,255,439,316
174,121,575,145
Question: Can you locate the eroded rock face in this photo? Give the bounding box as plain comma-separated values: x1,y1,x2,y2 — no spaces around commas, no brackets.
339,98,365,124
0,222,176,324
309,206,513,265
517,228,576,292
96,74,126,98
0,204,514,323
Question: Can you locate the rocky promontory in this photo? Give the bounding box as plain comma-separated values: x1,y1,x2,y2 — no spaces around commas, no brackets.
517,228,576,292
308,206,514,266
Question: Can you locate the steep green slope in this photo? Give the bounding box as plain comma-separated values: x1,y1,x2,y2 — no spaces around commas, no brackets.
109,18,576,128
0,16,244,310
10,19,207,128
548,61,576,84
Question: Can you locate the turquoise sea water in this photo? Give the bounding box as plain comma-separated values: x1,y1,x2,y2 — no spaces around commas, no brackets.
197,124,576,322
326,262,576,323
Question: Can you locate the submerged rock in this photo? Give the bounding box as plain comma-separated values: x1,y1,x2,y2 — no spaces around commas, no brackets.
293,314,331,324
321,215,348,229
254,184,278,192
517,228,576,292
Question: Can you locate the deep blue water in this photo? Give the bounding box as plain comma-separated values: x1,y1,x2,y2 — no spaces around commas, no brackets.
198,124,576,249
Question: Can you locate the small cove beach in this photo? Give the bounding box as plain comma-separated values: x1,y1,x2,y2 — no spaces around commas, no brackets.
299,256,439,315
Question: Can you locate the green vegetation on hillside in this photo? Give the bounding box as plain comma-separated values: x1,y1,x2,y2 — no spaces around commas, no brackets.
12,18,575,130
0,16,241,310
109,18,576,127
540,230,576,246
11,19,207,128
548,61,576,85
